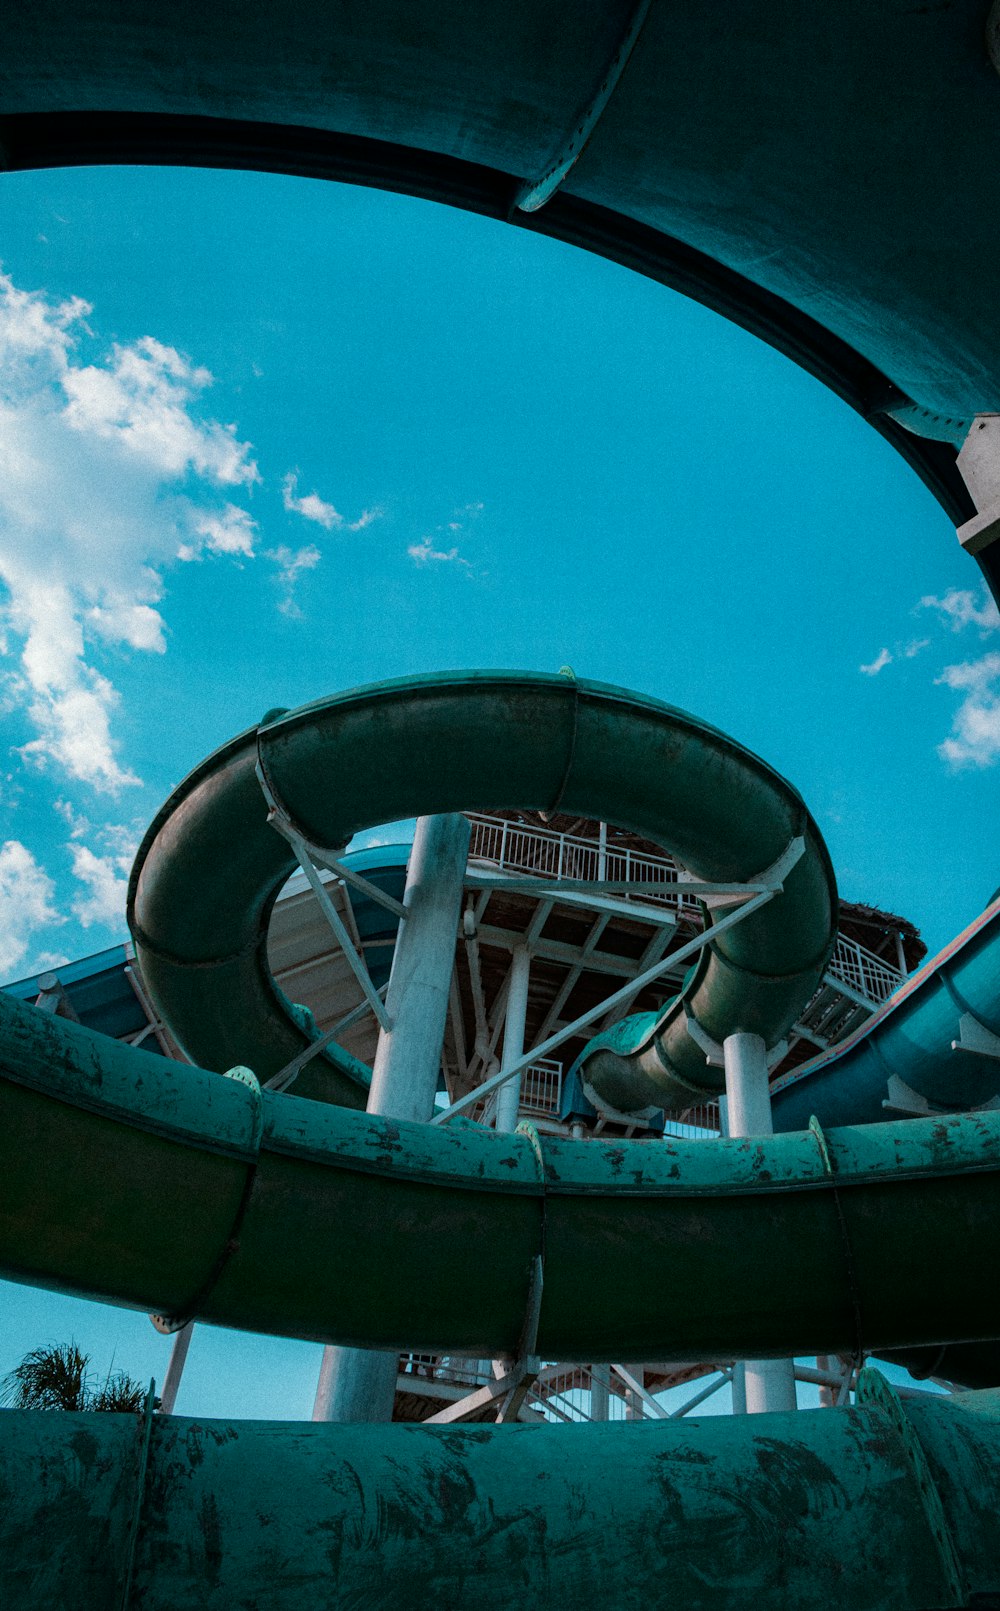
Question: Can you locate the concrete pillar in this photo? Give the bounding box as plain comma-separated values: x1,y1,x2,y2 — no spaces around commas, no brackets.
313,814,470,1423
495,943,530,1133
723,1031,797,1415
730,1361,747,1416
591,1363,610,1421
368,813,472,1122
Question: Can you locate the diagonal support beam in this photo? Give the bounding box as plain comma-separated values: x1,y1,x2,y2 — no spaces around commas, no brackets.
536,912,610,1043
433,875,793,1125
257,779,391,1031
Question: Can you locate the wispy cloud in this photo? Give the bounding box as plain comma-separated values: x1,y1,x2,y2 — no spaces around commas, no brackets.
860,648,892,676
936,652,1000,768
282,471,378,533
0,269,259,792
920,587,1000,634
266,543,321,617
407,537,471,571
406,502,483,575
860,580,1000,766
179,503,257,561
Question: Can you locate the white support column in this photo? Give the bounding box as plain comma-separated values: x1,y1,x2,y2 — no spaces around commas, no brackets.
730,1361,747,1415
495,943,531,1132
158,1321,194,1416
313,813,471,1423
723,1031,797,1415
591,1363,610,1421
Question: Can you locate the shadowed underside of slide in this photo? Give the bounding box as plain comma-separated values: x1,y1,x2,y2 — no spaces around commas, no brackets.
4,1,1000,551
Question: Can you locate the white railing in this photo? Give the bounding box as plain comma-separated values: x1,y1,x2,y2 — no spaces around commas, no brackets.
466,813,700,916
826,933,903,1004
467,814,905,1010
663,1102,721,1140
519,1058,563,1116
398,1354,492,1389
468,1059,563,1125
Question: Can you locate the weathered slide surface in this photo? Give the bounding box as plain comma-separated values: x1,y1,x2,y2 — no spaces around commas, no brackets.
3,1370,998,1611
7,978,1000,1363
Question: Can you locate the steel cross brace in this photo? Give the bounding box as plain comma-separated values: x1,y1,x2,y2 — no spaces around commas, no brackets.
255,760,393,1032
433,838,805,1125
423,1256,545,1425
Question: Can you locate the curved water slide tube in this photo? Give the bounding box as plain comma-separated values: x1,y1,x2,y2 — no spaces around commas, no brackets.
8,974,1000,1364
771,895,1000,1134
5,1371,1000,1611
579,849,1000,1139
128,671,838,1112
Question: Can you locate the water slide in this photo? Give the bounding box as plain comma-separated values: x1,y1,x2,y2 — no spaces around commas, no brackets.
126,672,839,1110
7,671,1000,1606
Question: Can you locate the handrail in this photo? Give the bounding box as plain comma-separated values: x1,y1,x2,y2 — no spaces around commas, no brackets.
466,813,904,1006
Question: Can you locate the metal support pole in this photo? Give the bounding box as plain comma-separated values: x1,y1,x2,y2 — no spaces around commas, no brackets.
495,944,530,1132
313,814,471,1423
158,1321,194,1416
591,1364,610,1422
723,1032,797,1415
730,1361,747,1415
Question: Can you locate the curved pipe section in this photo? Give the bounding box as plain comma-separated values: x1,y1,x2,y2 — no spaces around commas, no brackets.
3,1373,998,1610
128,671,837,1113
7,986,1000,1362
771,892,1000,1133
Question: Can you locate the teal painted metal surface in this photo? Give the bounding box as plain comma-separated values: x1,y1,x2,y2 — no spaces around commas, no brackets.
7,978,1000,1363
4,1375,1000,1610
128,672,838,1113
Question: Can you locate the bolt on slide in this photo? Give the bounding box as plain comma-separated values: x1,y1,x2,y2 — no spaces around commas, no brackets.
4,672,1000,1609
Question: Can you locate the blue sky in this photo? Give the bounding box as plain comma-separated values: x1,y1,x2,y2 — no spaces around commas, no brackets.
0,163,996,1413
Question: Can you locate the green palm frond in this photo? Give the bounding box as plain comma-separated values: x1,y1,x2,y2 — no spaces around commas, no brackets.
0,1342,147,1412
0,1341,91,1410
90,1371,147,1413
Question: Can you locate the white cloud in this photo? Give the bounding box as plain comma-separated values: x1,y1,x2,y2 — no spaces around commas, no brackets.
920,587,1000,634
63,336,259,486
282,471,378,533
935,652,1000,768
407,537,471,571
902,638,930,659
0,839,64,977
181,503,257,561
68,841,130,929
0,269,260,792
21,671,140,792
407,502,482,574
860,648,892,676
266,544,321,617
